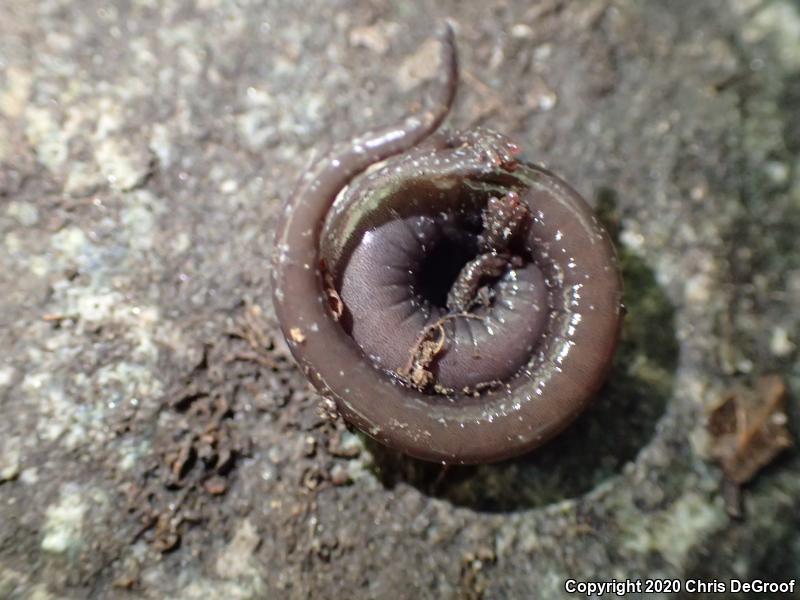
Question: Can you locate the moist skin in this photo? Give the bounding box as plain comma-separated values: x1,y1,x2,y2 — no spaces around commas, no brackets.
271,25,623,464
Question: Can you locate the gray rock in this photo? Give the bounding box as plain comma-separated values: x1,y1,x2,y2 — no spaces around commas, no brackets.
0,0,797,598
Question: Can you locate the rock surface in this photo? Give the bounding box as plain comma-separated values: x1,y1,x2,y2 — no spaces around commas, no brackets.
0,0,798,598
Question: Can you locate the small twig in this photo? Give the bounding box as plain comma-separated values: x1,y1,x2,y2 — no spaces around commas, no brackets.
398,313,485,390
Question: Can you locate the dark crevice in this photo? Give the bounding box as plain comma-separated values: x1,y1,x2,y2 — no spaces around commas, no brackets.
416,233,479,308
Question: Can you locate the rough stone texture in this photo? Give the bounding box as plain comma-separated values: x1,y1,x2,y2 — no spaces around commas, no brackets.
0,0,798,598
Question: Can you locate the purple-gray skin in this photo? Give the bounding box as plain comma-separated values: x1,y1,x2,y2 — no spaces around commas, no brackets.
271,24,623,464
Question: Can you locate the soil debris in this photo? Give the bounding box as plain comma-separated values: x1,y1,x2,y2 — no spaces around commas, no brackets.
707,374,793,515
398,322,447,389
